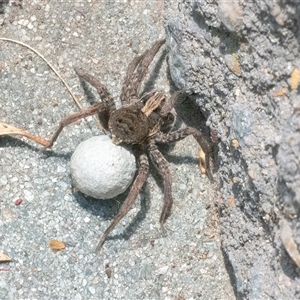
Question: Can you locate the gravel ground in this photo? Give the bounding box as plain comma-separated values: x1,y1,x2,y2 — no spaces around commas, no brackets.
0,1,234,299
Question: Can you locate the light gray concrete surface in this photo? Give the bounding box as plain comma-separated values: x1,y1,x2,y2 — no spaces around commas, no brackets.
0,1,234,300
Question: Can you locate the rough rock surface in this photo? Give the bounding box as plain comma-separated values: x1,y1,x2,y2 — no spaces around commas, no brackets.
166,0,300,298
70,136,136,199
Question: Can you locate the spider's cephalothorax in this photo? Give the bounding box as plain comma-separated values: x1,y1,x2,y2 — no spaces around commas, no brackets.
108,106,149,145
43,39,214,251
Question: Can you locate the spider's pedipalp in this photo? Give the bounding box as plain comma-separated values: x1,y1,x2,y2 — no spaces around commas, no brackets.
96,152,149,251
148,141,173,224
154,127,214,182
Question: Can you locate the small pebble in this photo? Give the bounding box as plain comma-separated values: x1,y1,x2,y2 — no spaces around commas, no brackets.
88,287,95,295
14,198,23,206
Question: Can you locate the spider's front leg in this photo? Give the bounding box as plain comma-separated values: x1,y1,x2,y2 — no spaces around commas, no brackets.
43,102,108,149
120,39,166,104
148,140,173,224
96,152,149,251
120,52,148,106
154,128,214,182
43,67,117,150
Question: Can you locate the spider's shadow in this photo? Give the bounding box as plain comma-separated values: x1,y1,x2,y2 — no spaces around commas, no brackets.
0,135,71,160
141,49,167,94
73,148,202,245
73,178,152,242
0,135,41,150
78,78,98,105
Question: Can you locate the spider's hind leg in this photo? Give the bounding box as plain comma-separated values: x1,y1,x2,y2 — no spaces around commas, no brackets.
96,152,149,251
148,140,173,224
159,91,181,132
154,128,214,182
160,91,181,117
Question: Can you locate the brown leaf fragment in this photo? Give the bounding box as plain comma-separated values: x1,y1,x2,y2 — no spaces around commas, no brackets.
14,198,23,205
231,139,239,148
198,148,206,174
227,198,235,207
49,240,66,250
273,87,286,97
0,252,12,262
225,54,241,74
290,68,300,90
280,220,300,268
0,122,49,146
105,263,112,278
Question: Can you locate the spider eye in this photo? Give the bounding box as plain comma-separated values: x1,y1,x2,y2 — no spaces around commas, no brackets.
117,119,122,123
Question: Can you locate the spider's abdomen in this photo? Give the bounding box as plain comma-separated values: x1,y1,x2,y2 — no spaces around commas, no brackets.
109,107,149,145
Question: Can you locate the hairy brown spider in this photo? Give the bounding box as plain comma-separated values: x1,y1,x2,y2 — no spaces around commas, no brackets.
43,39,213,251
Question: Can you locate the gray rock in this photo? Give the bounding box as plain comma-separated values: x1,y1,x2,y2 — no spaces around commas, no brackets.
277,105,300,268
166,0,300,298
218,0,244,32
70,136,136,199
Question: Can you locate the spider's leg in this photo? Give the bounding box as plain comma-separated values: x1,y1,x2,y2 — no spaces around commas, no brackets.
158,91,181,131
96,153,149,251
134,39,165,94
43,103,108,149
160,91,181,116
120,52,147,105
154,128,214,182
75,68,116,113
120,39,165,103
148,141,173,224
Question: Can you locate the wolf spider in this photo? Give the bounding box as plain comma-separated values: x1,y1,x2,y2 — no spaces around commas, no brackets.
43,39,213,251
